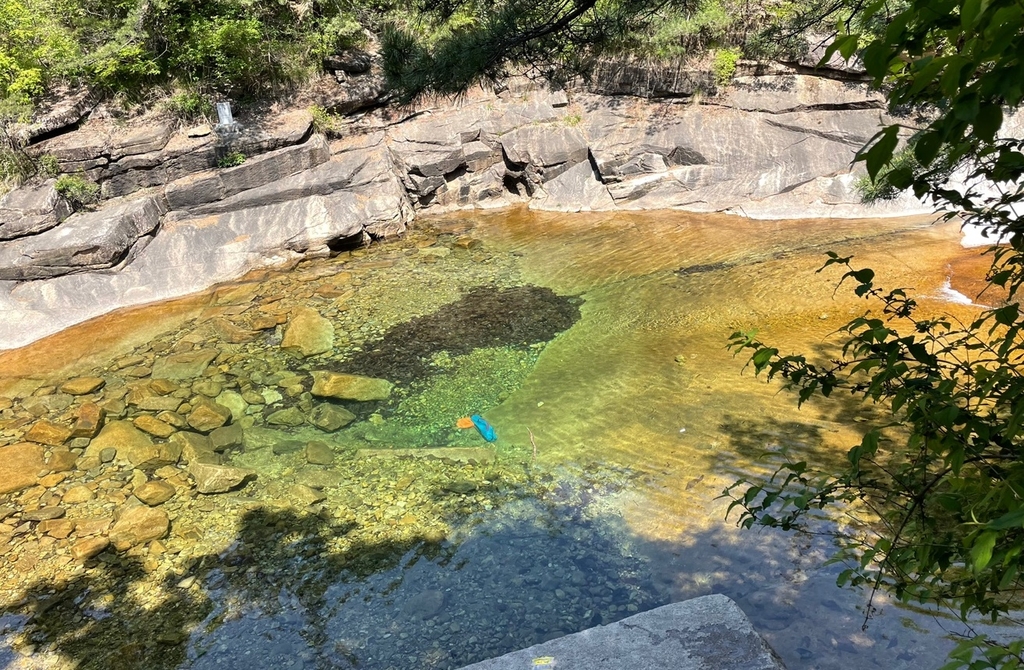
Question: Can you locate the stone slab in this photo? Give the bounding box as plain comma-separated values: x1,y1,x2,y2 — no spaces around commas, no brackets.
458,595,784,670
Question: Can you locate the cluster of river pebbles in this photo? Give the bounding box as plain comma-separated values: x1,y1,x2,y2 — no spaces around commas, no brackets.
0,218,662,669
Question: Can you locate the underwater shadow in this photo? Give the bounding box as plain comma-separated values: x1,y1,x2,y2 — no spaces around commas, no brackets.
0,462,972,670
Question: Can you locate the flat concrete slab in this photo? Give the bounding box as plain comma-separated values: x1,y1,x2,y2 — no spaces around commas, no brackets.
458,595,785,670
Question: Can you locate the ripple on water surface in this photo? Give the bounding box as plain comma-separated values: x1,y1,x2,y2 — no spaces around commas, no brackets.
0,209,1011,670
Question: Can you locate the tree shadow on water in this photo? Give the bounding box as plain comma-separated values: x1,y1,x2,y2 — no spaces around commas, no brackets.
0,467,977,670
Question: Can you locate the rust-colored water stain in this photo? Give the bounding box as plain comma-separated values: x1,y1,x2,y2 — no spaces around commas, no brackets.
0,294,210,396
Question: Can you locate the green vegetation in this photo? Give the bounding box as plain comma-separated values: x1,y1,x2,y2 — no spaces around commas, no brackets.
216,150,245,168
855,147,918,202
309,104,344,137
0,0,867,113
0,142,33,189
712,47,741,86
0,0,373,113
724,1,1024,667
37,153,60,178
165,89,214,124
54,173,99,207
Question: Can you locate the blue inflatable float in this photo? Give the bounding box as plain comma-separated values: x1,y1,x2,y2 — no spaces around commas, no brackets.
470,414,497,442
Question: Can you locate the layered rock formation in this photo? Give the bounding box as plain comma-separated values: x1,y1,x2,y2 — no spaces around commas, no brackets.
0,61,932,350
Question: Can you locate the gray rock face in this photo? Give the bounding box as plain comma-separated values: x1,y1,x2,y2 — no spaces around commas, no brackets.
12,89,94,144
501,126,588,167
588,59,718,98
726,73,883,113
531,160,616,212
0,179,73,240
0,195,165,280
110,123,174,159
459,594,784,670
323,49,372,75
323,72,388,114
165,135,331,211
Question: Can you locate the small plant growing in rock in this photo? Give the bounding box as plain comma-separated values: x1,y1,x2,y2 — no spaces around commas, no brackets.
855,147,921,202
167,90,213,124
217,151,246,168
38,154,60,178
310,105,344,137
713,47,741,87
54,174,100,209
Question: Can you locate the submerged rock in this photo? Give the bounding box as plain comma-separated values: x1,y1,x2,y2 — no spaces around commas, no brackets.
189,461,255,494
0,444,44,495
356,447,496,465
60,376,105,395
187,399,232,433
170,431,216,465
151,349,219,380
281,307,335,357
309,402,355,431
311,371,393,401
109,506,169,550
23,420,72,446
304,440,336,465
134,480,176,506
87,421,162,468
133,415,175,438
403,590,445,621
266,406,306,427
71,403,105,438
70,536,109,561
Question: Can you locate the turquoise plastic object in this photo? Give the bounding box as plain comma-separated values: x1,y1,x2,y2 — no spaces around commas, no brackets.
470,414,497,442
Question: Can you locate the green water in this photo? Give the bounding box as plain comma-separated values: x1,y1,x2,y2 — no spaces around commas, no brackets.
0,207,1011,670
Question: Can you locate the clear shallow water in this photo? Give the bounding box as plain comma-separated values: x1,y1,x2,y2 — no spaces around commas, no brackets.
0,208,1015,670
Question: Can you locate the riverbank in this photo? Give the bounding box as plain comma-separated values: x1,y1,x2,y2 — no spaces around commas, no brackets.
0,57,939,351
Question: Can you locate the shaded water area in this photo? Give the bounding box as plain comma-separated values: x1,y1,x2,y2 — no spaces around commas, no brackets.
0,208,1014,670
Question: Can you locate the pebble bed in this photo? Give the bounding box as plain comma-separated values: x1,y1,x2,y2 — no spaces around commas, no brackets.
0,216,666,670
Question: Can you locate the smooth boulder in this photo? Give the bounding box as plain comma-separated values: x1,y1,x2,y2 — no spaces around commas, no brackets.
109,507,169,550
311,371,393,401
86,421,162,468
189,461,255,494
281,307,335,357
0,443,45,494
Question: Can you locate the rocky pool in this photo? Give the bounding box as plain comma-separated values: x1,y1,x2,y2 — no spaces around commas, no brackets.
0,208,1010,669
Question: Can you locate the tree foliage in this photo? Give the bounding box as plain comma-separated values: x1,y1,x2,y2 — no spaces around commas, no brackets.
381,0,703,102
0,0,374,109
723,1,1024,666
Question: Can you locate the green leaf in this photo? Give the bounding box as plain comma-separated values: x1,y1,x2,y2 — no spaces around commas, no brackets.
861,41,893,80
953,92,980,121
970,103,1003,144
987,508,1024,530
971,531,997,572
913,132,943,167
961,0,989,29
909,58,944,95
862,126,900,181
